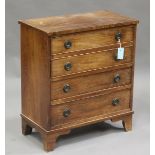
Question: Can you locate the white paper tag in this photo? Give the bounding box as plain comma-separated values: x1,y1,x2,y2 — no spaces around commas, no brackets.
117,48,124,60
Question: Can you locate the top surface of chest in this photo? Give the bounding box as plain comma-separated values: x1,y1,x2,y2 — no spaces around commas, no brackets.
19,10,138,36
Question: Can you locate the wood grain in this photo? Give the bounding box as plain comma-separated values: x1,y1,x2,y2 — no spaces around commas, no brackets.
129,26,137,110
20,24,51,130
111,114,132,131
19,11,138,151
122,114,132,131
51,26,134,54
19,10,138,36
51,67,132,101
41,129,71,151
51,84,131,105
51,46,133,77
51,63,133,81
51,88,131,127
21,109,133,151
51,42,133,60
22,117,32,135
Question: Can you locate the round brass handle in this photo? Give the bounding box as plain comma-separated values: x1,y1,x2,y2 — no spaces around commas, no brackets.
63,84,71,93
63,109,71,117
115,32,122,41
64,40,72,49
114,74,121,83
64,62,72,71
112,98,120,106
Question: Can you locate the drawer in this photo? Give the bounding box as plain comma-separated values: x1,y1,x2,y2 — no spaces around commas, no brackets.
51,67,132,102
50,88,131,127
51,46,133,77
51,26,134,55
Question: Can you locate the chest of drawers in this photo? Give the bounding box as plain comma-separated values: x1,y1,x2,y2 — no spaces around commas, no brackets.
19,10,139,151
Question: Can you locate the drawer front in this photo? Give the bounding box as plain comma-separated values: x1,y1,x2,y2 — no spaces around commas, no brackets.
50,89,131,127
51,46,133,77
51,26,134,55
51,67,132,101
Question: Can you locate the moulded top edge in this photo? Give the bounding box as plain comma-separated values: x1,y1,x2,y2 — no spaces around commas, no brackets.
18,10,139,36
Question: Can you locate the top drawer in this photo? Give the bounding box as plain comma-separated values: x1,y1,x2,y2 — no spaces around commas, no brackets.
51,26,134,55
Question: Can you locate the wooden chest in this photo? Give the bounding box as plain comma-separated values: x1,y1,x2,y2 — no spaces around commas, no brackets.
19,10,139,151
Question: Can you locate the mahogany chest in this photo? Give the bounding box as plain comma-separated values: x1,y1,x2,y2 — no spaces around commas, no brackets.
19,10,139,151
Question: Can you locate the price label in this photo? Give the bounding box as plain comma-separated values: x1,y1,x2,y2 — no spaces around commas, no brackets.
117,47,124,60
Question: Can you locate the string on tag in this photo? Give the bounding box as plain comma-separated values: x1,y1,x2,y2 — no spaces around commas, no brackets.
117,38,121,48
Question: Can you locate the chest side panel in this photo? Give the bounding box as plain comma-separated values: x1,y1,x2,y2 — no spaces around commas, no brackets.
20,24,51,130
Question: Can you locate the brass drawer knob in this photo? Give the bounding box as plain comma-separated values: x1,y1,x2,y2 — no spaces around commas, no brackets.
114,74,121,83
64,62,72,71
112,98,120,106
115,32,122,41
63,109,71,117
63,84,71,93
64,40,72,49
